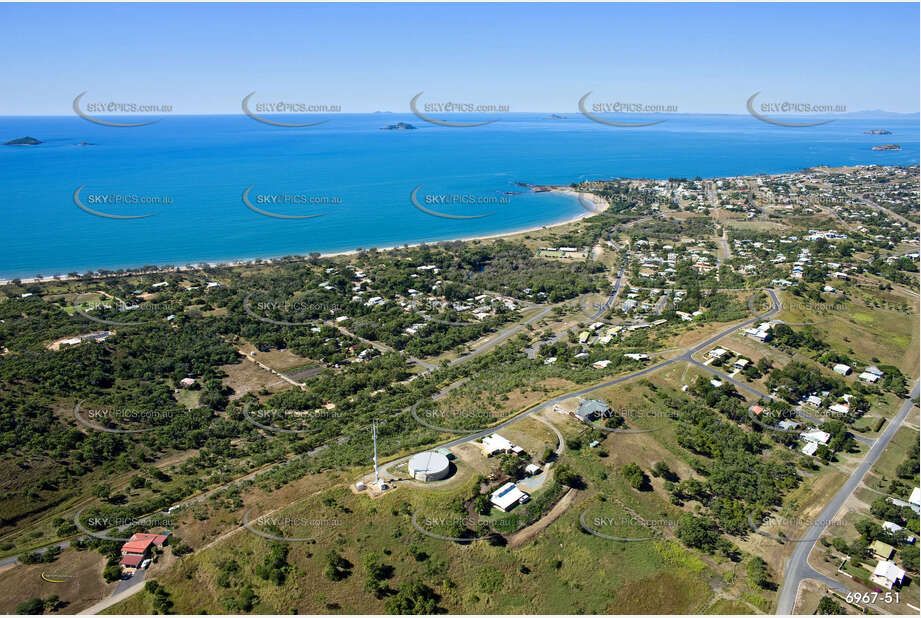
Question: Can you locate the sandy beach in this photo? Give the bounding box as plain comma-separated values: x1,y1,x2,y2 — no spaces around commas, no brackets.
1,187,609,286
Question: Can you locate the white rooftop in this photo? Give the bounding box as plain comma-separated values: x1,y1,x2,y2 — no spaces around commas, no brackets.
482,434,513,455
490,482,527,511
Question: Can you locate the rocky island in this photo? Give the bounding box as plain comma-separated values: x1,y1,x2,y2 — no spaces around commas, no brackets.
381,122,417,130
864,129,892,135
3,136,42,146
872,143,901,151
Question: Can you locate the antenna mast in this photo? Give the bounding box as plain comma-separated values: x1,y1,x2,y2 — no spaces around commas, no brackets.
372,421,380,485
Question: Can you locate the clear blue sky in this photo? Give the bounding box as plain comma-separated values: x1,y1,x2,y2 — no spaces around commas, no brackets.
1,2,918,115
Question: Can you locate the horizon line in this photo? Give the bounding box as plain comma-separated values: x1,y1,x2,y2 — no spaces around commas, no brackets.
1,110,919,118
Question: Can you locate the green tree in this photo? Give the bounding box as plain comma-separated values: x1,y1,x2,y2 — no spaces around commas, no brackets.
816,596,844,614
384,580,438,614
92,483,111,501
15,598,44,615
746,556,770,588
102,565,122,583
621,463,647,489
676,513,721,553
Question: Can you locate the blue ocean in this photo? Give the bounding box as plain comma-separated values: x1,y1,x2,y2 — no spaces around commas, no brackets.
0,113,917,280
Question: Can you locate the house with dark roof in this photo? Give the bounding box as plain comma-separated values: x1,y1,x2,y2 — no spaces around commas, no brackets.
574,399,611,423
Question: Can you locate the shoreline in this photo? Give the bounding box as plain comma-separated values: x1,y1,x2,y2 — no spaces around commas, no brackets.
0,187,608,286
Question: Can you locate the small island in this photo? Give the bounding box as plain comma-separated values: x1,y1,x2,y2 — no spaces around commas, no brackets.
864,129,892,135
381,122,417,130
871,144,901,151
548,114,566,119
3,136,41,146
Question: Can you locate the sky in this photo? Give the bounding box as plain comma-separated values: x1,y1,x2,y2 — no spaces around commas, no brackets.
0,2,918,115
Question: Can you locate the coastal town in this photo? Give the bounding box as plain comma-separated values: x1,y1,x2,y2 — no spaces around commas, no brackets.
0,162,917,615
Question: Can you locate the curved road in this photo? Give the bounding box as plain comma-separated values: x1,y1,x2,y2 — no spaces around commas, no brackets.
776,379,920,614
383,290,781,475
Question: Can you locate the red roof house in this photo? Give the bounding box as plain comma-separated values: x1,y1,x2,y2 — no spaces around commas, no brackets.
120,533,169,557
119,554,144,568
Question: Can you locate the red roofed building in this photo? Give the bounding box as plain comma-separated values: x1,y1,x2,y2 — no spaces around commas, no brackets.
120,533,168,558
119,554,144,568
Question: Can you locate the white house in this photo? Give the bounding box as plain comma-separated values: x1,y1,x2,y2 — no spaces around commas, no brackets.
882,521,904,535
490,482,528,512
871,560,905,590
859,371,880,384
833,364,852,376
910,487,921,512
800,430,831,445
481,434,513,456
801,441,819,456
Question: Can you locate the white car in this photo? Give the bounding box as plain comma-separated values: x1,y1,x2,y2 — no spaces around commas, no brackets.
140,559,151,569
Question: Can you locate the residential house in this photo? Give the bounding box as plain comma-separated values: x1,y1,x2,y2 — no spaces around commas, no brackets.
871,540,895,560
833,364,852,376
801,442,819,456
800,429,831,445
574,399,611,422
871,560,905,590
481,434,513,457
490,482,529,512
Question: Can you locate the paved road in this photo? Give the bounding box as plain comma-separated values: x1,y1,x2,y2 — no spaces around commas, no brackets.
525,264,626,359
78,573,147,615
382,290,781,477
690,360,876,447
0,541,71,568
447,304,552,367
328,321,438,372
776,380,921,615
719,230,732,260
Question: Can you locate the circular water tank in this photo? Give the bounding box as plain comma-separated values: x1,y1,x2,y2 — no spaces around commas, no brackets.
407,451,451,482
